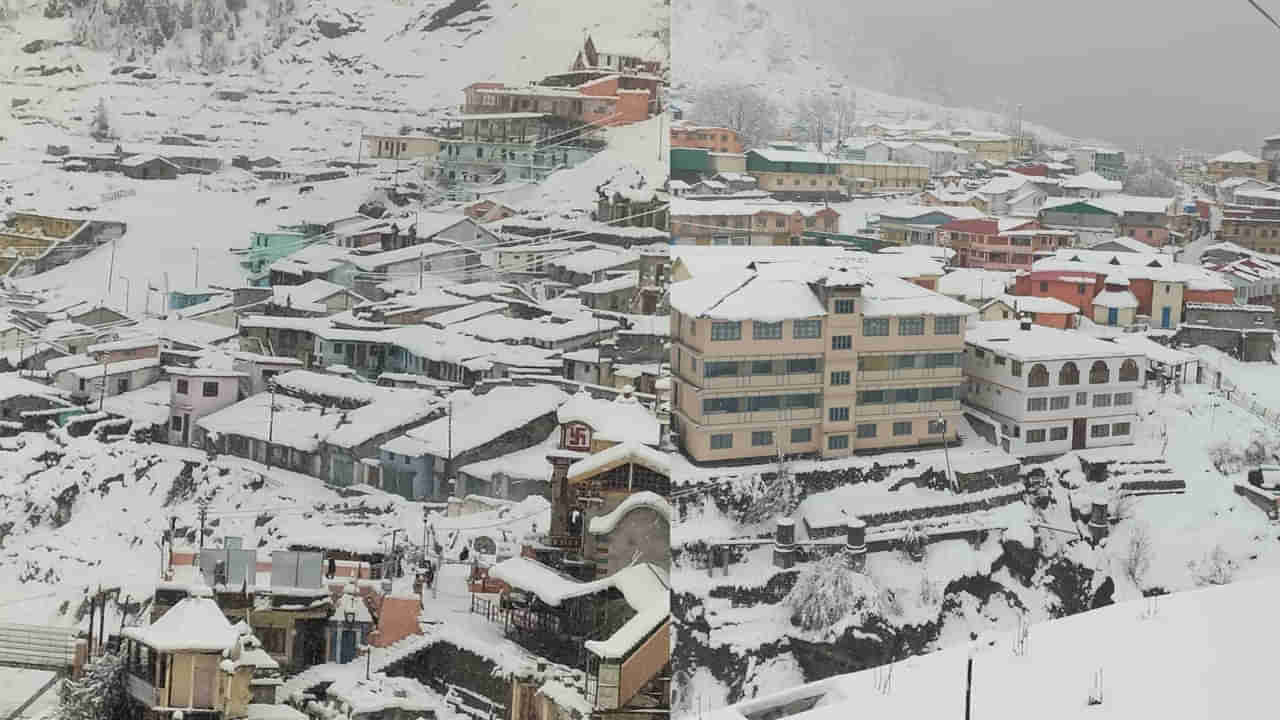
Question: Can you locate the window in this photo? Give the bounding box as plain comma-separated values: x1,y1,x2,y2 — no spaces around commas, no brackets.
830,371,851,386
895,388,920,403
1010,360,1023,377
1027,397,1048,411
829,407,850,422
201,381,218,398
863,318,889,336
1114,392,1133,406
1076,391,1089,406
176,379,189,394
171,416,183,431
1119,358,1140,382
786,393,820,409
928,419,946,434
705,361,740,378
703,397,740,414
897,354,919,370
116,378,129,394
1091,424,1111,438
832,335,852,350
787,358,819,374
1058,362,1080,385
857,390,886,405
794,319,822,338
834,299,856,313
748,396,781,412
751,431,774,447
1078,284,1086,295
932,353,958,369
930,386,956,401
1026,429,1047,443
1039,281,1049,292
1112,422,1131,435
1028,363,1049,387
1050,396,1070,410
710,433,733,450
899,316,925,335
1050,427,1069,441
1093,393,1112,408
711,321,742,341
829,434,851,449
856,423,877,438
994,355,1006,366
1089,360,1110,384
892,421,913,436
333,343,344,353
753,321,783,340
790,427,812,444
751,360,774,375
935,316,962,334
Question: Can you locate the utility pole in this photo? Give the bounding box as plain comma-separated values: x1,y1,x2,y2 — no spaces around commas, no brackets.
119,276,130,313
98,358,109,410
86,592,95,659
193,247,200,288
388,529,402,578
97,586,106,655
106,237,117,296
418,250,424,291
446,395,453,497
266,380,277,469
964,655,974,720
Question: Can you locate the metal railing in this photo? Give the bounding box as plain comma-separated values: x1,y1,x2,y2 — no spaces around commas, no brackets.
0,622,78,670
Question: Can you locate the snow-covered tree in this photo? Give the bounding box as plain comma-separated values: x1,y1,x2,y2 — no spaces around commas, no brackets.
784,553,876,635
58,652,129,720
90,98,112,140
1190,545,1236,587
689,82,780,148
1120,523,1153,588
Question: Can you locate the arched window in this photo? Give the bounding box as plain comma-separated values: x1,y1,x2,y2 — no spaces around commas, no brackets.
1058,361,1080,386
1119,359,1140,382
1028,364,1049,387
1089,361,1110,384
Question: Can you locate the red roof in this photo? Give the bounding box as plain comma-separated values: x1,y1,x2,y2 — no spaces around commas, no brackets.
938,218,999,233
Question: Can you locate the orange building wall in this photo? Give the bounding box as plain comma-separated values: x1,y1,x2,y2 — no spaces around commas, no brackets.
1184,288,1236,304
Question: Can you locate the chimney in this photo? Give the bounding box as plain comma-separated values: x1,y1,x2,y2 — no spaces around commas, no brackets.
1019,314,1032,331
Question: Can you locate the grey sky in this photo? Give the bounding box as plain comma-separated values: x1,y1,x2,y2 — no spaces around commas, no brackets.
814,0,1280,154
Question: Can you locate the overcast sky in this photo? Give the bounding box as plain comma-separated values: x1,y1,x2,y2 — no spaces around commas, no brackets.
821,0,1280,154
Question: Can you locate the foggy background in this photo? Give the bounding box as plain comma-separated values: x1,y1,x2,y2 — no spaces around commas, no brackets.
789,0,1280,154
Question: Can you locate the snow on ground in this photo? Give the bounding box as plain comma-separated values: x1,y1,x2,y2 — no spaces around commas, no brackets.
0,669,58,719
1188,343,1280,414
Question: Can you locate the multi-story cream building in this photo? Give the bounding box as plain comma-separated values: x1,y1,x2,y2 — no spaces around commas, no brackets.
669,261,975,462
1207,150,1269,184
669,199,840,246
963,319,1143,456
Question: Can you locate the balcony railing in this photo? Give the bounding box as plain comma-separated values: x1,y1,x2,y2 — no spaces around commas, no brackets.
854,399,961,418
856,366,963,382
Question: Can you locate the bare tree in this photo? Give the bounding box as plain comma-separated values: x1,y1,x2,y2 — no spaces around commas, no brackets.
1120,523,1153,588
1190,545,1237,587
688,82,780,149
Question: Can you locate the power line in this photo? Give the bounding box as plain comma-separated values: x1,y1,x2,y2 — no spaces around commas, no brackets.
1247,0,1280,31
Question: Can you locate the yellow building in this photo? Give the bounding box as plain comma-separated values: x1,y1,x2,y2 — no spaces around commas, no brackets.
363,134,442,161
121,591,254,720
669,263,974,462
834,161,930,191
1207,150,1270,183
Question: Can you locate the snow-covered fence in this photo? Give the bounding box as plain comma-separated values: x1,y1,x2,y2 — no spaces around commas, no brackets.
100,188,136,203
1215,375,1280,430
0,622,78,670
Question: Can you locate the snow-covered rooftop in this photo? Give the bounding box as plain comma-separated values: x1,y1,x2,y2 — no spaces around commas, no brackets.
981,294,1079,316
380,385,567,459
1210,150,1263,164
965,320,1143,362
557,389,660,446
122,594,238,652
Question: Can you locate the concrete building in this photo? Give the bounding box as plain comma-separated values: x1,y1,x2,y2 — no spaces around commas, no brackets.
1176,302,1276,361
168,367,246,447
964,319,1143,456
669,198,840,246
745,146,843,200
669,262,976,462
878,206,985,247
978,294,1079,329
1218,203,1280,255
363,134,441,160
670,125,743,154
1262,134,1280,182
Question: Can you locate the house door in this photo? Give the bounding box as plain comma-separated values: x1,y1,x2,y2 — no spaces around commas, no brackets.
192,660,216,708
1072,418,1087,450
1161,307,1171,328
340,629,358,663
1107,308,1118,326
182,414,190,445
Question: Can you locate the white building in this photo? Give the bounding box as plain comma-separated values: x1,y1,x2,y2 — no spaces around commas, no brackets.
168,366,246,446
963,319,1143,455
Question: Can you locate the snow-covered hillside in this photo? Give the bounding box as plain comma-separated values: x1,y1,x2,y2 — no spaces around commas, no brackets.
671,0,1078,147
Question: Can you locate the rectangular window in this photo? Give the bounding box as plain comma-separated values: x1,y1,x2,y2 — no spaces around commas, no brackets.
333,343,344,353
1112,422,1131,435
751,431,774,447
895,388,920,403
897,354,918,370
834,298,856,314
1050,427,1069,441
748,396,781,412
1093,393,1112,408
1010,360,1023,377
705,361,740,378
793,319,822,338
1076,392,1089,406
790,427,812,444
202,381,218,398
857,390,886,405
787,358,818,374
892,421,913,436
702,397,741,414
753,321,783,340
935,316,961,334
170,416,183,431
899,316,925,335
856,423,877,438
786,393,820,409
710,433,733,450
832,335,852,350
931,386,955,401
711,321,742,341
830,371,851,386
1026,429,1047,443
1091,424,1111,438
994,355,1006,366
829,406,850,422
1050,396,1070,410
829,434,851,449
1027,397,1048,411
1040,281,1049,292
1114,392,1133,406
863,318,889,336
928,419,947,434
176,379,189,394
751,360,774,375
932,353,958,369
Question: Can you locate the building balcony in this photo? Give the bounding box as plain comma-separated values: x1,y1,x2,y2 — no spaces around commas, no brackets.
684,405,823,427
853,398,961,418
856,366,963,383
